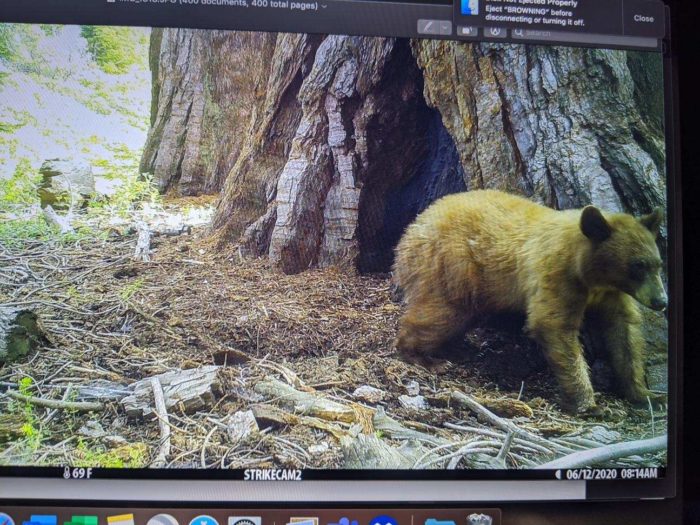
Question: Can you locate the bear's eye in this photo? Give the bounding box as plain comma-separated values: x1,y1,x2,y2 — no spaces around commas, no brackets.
628,261,647,281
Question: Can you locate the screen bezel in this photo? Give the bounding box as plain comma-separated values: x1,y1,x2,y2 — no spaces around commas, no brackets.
0,0,683,503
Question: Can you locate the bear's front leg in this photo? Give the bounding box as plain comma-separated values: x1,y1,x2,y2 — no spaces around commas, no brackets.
527,308,597,414
586,292,665,409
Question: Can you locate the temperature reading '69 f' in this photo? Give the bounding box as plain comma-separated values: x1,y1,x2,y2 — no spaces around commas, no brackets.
63,466,93,479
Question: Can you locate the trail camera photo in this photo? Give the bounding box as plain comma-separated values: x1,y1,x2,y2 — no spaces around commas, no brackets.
0,24,668,472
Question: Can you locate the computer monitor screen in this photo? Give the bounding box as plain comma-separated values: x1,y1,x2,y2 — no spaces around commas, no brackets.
0,0,679,504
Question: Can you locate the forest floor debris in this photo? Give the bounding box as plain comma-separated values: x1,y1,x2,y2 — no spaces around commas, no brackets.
0,203,668,470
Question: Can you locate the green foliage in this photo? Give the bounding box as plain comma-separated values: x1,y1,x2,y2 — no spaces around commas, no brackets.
89,143,161,217
119,277,144,302
0,158,41,211
0,25,14,63
73,438,148,468
0,217,54,249
80,26,146,75
15,377,43,454
0,24,56,77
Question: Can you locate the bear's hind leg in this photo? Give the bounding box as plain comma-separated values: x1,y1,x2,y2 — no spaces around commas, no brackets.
396,298,469,372
586,293,665,409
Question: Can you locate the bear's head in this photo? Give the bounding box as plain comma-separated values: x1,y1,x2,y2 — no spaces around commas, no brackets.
580,205,667,311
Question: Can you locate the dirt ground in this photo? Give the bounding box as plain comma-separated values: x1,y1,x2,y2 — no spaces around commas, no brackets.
0,202,668,471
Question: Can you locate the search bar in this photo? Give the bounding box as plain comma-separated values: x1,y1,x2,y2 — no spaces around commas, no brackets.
511,28,658,48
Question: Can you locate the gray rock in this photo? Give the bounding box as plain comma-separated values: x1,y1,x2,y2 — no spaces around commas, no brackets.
405,380,420,396
224,409,258,442
398,394,428,411
78,421,106,439
352,385,386,404
103,435,128,447
38,159,95,210
309,442,329,455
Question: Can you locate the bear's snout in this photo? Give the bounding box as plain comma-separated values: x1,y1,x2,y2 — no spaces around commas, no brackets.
649,295,668,312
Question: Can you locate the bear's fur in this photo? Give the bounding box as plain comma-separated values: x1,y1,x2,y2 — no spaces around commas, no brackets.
393,189,667,414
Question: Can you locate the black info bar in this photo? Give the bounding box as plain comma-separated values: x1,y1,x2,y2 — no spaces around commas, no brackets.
0,0,667,50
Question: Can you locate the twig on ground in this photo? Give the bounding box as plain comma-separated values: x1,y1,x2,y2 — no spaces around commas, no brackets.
451,391,574,455
536,435,667,469
4,390,103,412
150,377,171,468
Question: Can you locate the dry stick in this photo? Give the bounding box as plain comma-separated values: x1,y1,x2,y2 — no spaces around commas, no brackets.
445,423,554,456
133,222,151,262
648,396,656,437
422,445,499,470
43,385,73,424
492,431,515,468
536,435,667,469
200,425,218,469
149,377,171,468
451,391,574,455
4,390,103,412
410,442,460,470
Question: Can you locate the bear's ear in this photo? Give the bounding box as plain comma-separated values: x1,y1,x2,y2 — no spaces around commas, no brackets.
580,206,612,243
640,207,664,237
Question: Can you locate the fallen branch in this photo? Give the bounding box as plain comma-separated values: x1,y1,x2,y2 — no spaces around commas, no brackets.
373,407,448,446
451,390,574,455
251,404,349,440
491,431,515,469
536,435,667,469
342,434,435,469
4,390,104,412
122,366,220,419
150,377,171,468
254,377,356,423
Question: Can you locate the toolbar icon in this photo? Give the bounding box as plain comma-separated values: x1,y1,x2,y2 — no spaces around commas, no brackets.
23,517,57,525
467,515,493,525
461,0,479,16
189,517,218,525
458,26,478,37
229,519,261,525
107,516,134,525
0,513,16,525
147,516,179,525
329,519,357,525
369,516,397,525
287,518,318,525
65,517,97,525
65,517,98,525
486,27,508,38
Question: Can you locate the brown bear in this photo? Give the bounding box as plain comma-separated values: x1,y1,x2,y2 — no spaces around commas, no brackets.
393,189,667,414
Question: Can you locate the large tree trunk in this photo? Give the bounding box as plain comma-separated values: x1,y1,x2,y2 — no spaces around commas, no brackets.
140,29,271,195
214,36,468,274
144,33,665,274
412,42,665,216
211,33,323,245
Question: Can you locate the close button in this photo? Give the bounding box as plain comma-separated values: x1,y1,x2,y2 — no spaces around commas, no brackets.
623,0,666,38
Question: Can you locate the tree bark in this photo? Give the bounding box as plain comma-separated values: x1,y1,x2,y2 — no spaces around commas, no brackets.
140,29,271,195
412,42,666,216
211,33,323,245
